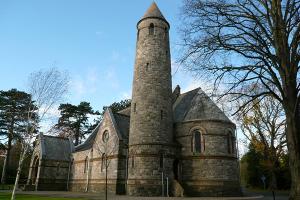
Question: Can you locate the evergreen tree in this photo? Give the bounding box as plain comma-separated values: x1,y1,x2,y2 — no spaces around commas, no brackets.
100,99,131,117
55,101,99,146
0,89,38,184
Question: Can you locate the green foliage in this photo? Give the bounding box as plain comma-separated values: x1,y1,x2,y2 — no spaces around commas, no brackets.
0,89,39,142
242,142,290,189
100,99,131,117
0,142,32,184
55,101,99,146
0,89,38,183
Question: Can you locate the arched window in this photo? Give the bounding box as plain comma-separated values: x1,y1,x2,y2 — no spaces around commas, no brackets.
101,153,106,172
84,156,88,173
192,130,205,153
149,23,154,35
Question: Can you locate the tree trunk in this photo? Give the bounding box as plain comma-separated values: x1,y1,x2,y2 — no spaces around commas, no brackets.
11,145,26,200
269,169,277,190
74,128,79,146
285,108,300,200
1,133,12,184
105,156,108,200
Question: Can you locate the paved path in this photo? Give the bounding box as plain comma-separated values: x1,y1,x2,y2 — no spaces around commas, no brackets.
0,190,289,200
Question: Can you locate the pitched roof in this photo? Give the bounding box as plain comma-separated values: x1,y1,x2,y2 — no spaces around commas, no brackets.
113,113,130,141
74,123,100,152
117,106,131,116
74,108,130,152
138,2,169,27
173,88,233,124
40,134,73,161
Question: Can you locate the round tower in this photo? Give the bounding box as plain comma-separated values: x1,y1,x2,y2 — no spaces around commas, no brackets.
127,3,175,196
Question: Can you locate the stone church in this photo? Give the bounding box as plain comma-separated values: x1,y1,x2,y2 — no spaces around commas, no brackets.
25,3,241,197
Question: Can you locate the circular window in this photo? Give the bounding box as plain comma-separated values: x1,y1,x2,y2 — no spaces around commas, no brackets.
102,130,109,143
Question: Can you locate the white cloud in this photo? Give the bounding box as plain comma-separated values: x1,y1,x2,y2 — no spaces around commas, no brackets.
105,66,119,89
71,67,100,97
120,90,132,99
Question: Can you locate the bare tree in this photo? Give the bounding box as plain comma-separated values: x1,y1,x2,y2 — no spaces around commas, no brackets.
237,94,286,189
180,0,300,198
11,68,69,200
94,130,118,200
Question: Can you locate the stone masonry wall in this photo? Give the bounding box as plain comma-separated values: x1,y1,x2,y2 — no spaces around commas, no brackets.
127,15,176,196
175,120,241,196
70,111,127,194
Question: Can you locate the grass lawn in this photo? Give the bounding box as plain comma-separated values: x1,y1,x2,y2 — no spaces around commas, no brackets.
0,193,87,200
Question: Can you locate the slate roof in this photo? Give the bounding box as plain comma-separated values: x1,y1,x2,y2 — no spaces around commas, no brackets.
173,88,233,123
117,106,131,116
74,87,233,152
138,2,169,27
40,135,73,161
113,113,130,140
75,124,100,152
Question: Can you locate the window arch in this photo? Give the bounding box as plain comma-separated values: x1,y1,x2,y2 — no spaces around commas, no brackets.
191,129,205,153
149,23,154,35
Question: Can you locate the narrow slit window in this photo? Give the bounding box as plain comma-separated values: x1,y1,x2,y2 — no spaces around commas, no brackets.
149,23,154,35
134,103,136,112
159,152,164,169
164,27,168,38
131,154,135,168
84,156,88,173
146,63,149,71
160,110,163,120
101,153,105,172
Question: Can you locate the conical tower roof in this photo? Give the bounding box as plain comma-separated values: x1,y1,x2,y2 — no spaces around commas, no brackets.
138,2,169,27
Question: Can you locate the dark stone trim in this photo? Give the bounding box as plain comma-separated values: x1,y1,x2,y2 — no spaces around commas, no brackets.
137,17,170,28
176,133,234,138
175,119,236,127
41,159,71,163
40,165,69,169
180,155,237,160
129,142,179,147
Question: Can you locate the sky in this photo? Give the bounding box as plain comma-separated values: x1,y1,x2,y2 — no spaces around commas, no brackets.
0,1,247,155
0,0,200,109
